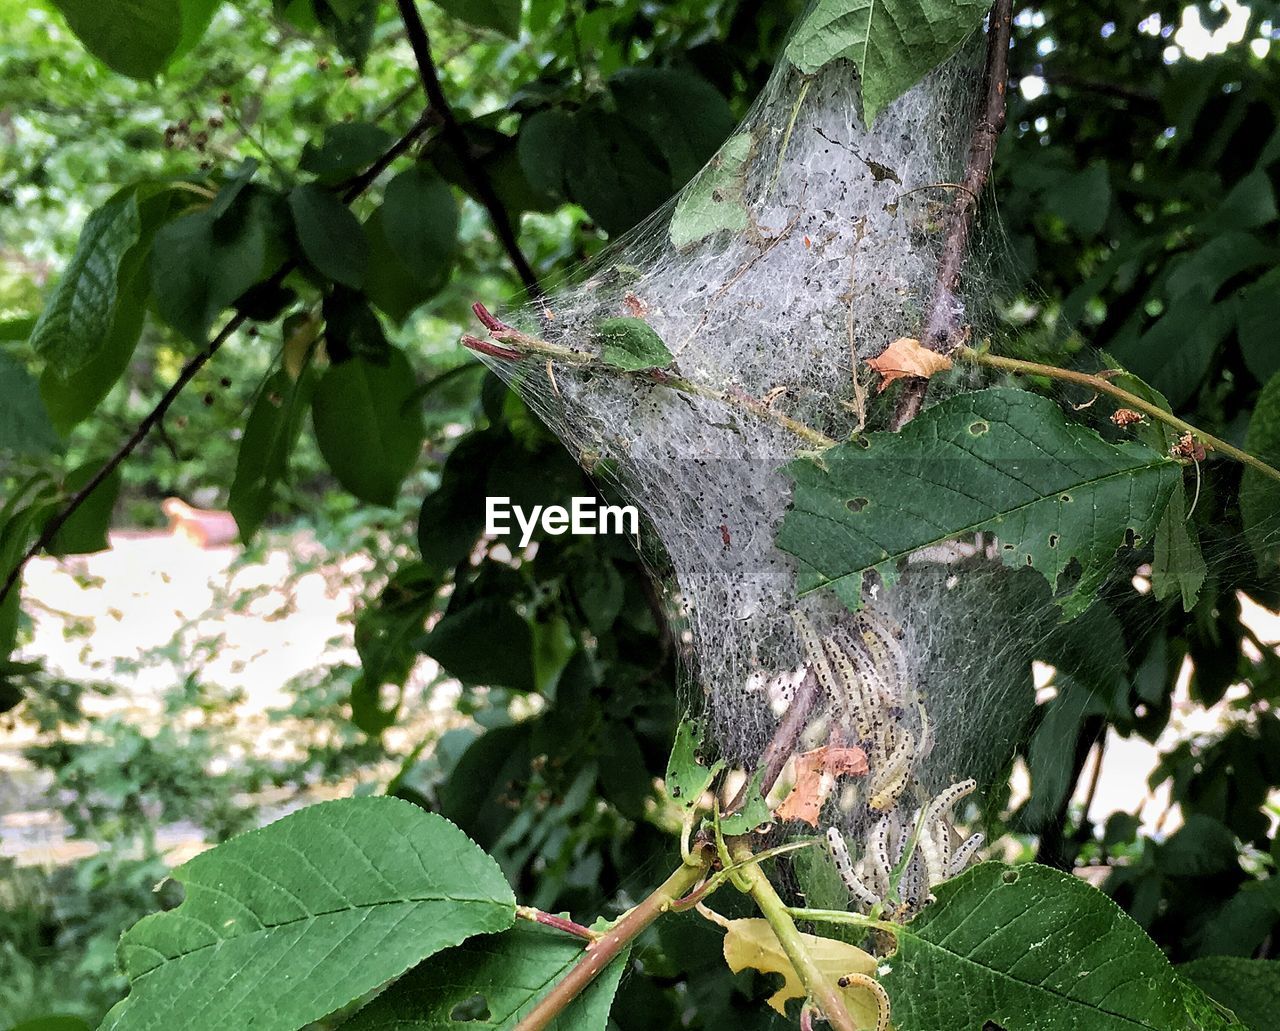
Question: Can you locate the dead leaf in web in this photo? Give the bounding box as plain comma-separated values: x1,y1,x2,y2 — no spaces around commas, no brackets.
866,336,952,393
775,745,869,827
721,917,881,1022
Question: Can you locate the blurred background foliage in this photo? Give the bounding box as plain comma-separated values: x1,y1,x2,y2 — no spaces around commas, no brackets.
1,0,1279,1025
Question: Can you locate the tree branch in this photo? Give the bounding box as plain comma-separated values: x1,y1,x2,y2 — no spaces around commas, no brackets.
891,0,1013,430
395,0,542,297
512,849,712,1031
0,115,436,610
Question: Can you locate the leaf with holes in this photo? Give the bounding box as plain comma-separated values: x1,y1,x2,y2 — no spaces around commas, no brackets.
342,925,628,1030
881,862,1244,1030
778,388,1180,617
665,715,725,813
785,0,990,125
100,797,515,1031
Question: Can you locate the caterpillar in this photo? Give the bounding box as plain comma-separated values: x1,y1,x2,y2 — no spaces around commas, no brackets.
836,972,891,1031
866,810,898,898
793,613,850,728
868,728,917,811
947,832,984,877
923,777,977,828
825,827,880,908
821,631,876,739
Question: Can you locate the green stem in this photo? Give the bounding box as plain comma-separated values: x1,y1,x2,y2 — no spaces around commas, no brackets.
785,906,894,934
730,840,858,1031
960,346,1280,484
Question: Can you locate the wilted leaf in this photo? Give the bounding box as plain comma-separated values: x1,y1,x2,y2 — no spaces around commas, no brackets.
720,917,880,1022
775,745,868,827
866,336,953,392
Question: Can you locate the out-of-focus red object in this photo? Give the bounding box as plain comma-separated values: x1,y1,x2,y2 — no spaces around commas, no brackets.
162,497,239,547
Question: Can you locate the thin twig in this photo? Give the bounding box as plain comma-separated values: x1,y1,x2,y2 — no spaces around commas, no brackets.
395,0,542,297
464,304,836,449
960,347,1280,484
515,905,600,942
0,117,434,610
891,0,1013,429
512,850,712,1031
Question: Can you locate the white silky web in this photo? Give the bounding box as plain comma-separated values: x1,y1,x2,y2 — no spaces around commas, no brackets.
474,37,1048,904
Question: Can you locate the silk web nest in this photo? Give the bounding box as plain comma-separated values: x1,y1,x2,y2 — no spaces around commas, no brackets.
471,44,1048,913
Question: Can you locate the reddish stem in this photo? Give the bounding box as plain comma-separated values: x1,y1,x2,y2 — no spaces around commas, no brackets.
462,334,522,361
472,301,515,335
516,905,599,942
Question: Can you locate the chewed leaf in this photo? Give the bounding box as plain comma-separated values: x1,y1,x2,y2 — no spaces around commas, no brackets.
720,917,880,1022
720,767,772,835
778,388,1181,618
670,133,752,248
883,863,1245,1030
101,797,515,1031
785,0,990,125
866,336,953,392
595,317,673,371
665,714,725,812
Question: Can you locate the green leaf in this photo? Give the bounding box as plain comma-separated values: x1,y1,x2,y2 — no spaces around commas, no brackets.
882,862,1242,1030
1157,814,1239,877
665,715,724,812
46,461,122,556
380,166,459,288
343,926,629,1030
9,1017,93,1031
49,0,183,79
312,346,425,506
420,598,535,692
1112,298,1235,410
719,768,771,835
300,122,393,183
610,68,735,184
564,111,674,236
1240,371,1280,571
1238,268,1280,385
362,207,441,325
150,187,291,343
517,109,575,199
228,366,318,540
778,388,1181,617
785,0,990,125
288,183,367,287
1043,162,1111,236
29,190,141,378
431,0,521,39
100,797,515,1031
1180,957,1280,1031
595,317,672,371
670,134,752,248
1210,170,1278,232
0,352,61,456
1152,478,1205,612
322,287,391,364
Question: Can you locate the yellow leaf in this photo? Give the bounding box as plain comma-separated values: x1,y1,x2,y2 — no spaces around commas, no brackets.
721,917,881,1023
866,337,952,393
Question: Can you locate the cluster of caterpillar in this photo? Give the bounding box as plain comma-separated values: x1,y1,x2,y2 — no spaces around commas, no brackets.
826,780,983,915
